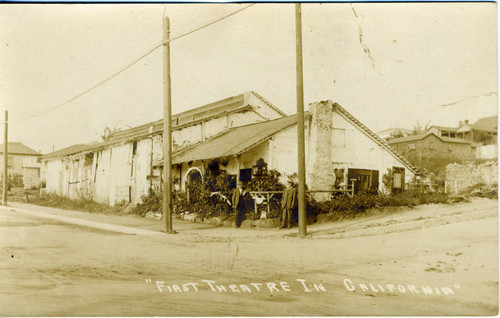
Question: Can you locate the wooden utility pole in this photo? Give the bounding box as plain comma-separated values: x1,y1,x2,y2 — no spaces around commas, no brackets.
295,4,307,238
162,15,175,233
2,111,7,206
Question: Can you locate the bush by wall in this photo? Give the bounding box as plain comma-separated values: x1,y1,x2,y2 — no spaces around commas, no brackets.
311,190,452,221
30,193,125,214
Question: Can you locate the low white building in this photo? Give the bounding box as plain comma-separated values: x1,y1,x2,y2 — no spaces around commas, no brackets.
41,92,285,205
42,95,419,206
163,100,418,198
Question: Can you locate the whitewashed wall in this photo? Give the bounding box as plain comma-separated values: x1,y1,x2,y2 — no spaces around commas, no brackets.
228,111,262,128
203,116,228,140
329,111,416,186
45,159,63,195
244,92,285,120
41,97,287,206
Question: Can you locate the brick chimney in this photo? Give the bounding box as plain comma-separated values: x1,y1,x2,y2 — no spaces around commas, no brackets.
464,119,469,125
307,100,336,192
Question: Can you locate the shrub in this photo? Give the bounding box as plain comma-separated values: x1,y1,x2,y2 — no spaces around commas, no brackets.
30,193,124,214
132,188,162,216
246,169,285,219
314,190,451,220
135,160,289,220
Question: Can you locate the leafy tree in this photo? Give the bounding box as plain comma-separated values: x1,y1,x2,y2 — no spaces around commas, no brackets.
101,126,121,142
411,120,431,135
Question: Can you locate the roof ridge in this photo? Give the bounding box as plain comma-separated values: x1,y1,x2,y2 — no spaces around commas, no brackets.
248,91,288,117
332,102,420,174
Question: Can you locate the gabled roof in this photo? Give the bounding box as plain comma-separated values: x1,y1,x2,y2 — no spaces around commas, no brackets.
109,94,251,142
111,91,285,142
41,144,91,160
159,102,419,175
169,115,300,165
472,115,497,131
41,91,285,161
427,125,458,132
387,133,428,143
0,142,41,156
387,132,471,144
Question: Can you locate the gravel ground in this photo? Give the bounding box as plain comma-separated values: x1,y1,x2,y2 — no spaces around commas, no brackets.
0,198,497,316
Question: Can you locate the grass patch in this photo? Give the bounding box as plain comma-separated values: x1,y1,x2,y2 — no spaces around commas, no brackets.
29,193,125,214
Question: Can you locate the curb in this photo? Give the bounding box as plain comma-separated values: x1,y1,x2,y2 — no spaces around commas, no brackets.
0,205,164,236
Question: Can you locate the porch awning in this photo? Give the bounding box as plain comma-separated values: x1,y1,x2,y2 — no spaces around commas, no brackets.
154,115,298,166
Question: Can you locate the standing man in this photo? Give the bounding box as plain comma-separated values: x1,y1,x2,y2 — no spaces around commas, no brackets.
280,180,297,229
232,183,247,228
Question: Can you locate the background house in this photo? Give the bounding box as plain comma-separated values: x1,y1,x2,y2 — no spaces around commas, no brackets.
426,125,458,138
0,142,42,187
455,117,497,144
388,132,476,161
387,132,476,178
381,115,498,162
456,116,498,159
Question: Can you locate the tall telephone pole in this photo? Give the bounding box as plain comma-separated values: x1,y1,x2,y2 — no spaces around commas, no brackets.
295,4,307,238
162,15,175,234
3,111,8,206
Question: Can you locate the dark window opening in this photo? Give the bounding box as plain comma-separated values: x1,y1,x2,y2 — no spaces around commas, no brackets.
207,159,220,176
239,168,252,182
186,169,203,203
94,152,99,183
229,174,237,189
131,142,138,177
132,141,138,155
347,169,379,194
252,158,268,177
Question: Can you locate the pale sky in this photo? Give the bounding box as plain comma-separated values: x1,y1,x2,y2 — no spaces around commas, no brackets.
0,3,497,154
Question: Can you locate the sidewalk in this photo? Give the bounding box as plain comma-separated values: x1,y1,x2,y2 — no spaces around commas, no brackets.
1,199,496,240
0,201,216,235
0,201,296,238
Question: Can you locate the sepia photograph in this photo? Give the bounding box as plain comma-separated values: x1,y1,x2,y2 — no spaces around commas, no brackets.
0,2,498,316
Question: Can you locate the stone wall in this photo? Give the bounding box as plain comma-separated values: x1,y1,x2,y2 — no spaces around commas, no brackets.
445,161,498,193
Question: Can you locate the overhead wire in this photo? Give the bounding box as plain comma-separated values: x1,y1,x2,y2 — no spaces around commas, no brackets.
6,4,255,124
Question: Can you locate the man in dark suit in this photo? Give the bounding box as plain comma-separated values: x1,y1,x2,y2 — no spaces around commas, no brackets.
280,180,297,229
232,184,247,228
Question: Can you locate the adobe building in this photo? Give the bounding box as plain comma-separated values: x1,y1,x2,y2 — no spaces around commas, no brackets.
41,93,418,206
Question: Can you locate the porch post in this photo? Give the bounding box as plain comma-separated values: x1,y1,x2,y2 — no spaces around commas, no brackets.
235,155,241,188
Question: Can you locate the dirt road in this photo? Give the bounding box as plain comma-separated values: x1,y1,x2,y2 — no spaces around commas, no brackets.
0,199,497,316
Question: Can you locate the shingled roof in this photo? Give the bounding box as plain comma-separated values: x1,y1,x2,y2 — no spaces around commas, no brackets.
41,92,285,160
387,132,472,144
155,103,419,175
110,91,286,142
170,115,300,165
0,142,41,156
41,144,93,160
472,115,498,131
